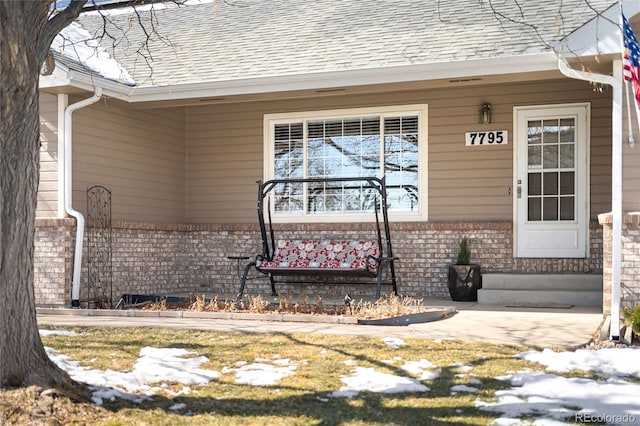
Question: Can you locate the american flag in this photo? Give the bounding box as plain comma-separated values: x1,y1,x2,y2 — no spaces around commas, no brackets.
623,13,640,134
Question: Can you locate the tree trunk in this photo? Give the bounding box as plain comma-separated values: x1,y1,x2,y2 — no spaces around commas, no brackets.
0,1,88,399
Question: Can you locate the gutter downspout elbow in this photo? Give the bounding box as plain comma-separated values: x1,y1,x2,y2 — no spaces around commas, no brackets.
64,88,103,308
557,57,618,88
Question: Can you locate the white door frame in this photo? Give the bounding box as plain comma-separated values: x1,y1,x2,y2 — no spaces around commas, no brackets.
513,103,590,258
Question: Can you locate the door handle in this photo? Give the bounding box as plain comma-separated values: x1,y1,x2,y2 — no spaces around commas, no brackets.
517,186,522,198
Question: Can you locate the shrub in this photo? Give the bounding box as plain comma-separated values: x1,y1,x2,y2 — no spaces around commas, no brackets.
622,304,640,335
456,237,471,265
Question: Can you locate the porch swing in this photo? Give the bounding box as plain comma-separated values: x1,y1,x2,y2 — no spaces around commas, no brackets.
235,176,399,301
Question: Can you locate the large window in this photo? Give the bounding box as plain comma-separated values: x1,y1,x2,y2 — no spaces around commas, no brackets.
264,105,428,222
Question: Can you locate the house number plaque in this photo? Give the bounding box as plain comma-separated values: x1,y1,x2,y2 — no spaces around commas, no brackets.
465,130,508,146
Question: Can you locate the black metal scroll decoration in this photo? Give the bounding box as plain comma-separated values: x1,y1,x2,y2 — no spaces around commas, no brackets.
86,185,112,309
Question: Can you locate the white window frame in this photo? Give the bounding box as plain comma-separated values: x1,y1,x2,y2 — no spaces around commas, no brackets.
263,104,428,223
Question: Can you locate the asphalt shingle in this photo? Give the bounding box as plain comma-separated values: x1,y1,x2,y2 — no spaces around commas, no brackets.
65,0,615,87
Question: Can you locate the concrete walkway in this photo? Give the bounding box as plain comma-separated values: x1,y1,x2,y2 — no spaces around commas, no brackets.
36,300,604,349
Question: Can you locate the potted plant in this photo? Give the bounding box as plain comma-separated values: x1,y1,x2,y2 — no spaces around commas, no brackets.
447,237,482,301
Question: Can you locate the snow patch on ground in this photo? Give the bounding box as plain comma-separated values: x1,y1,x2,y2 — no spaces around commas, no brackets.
400,359,441,381
330,366,430,398
46,346,219,405
39,329,78,337
478,348,640,424
222,358,297,387
518,347,640,378
382,337,405,349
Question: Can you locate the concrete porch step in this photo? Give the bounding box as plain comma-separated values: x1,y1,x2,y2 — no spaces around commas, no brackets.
477,273,603,307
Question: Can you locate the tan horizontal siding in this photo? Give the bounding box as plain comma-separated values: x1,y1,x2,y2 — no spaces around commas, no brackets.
39,159,58,172
186,78,613,224
72,102,187,223
39,78,628,226
190,138,261,156
37,93,59,218
186,105,263,223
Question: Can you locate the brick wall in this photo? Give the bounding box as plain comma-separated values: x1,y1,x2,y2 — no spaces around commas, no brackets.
34,219,604,306
34,219,74,307
599,212,640,314
103,222,191,301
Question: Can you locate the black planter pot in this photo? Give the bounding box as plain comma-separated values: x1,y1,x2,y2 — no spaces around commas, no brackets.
447,264,482,301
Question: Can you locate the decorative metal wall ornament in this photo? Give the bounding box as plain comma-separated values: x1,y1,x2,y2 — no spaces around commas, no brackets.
86,185,112,308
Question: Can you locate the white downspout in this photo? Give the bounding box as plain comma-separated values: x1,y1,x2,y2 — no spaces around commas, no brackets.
557,58,622,340
64,88,103,308
57,94,68,218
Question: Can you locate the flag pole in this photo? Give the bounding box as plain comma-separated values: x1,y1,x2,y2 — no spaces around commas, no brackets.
609,0,625,341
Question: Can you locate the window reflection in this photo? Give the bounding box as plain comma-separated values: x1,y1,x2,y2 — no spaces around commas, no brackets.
274,115,419,215
542,119,559,144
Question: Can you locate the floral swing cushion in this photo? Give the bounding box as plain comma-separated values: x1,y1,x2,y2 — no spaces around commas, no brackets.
256,240,380,273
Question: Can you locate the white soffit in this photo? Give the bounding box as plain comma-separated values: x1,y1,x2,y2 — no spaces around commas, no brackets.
555,0,640,58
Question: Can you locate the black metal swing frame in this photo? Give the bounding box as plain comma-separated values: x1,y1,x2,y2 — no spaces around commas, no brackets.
236,176,399,301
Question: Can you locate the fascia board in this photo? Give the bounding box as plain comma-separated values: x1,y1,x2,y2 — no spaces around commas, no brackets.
47,52,560,103
555,0,640,57
126,53,560,103
39,64,72,88
38,60,133,101
63,71,134,101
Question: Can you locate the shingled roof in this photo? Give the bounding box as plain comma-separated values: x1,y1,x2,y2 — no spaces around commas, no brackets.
66,0,614,89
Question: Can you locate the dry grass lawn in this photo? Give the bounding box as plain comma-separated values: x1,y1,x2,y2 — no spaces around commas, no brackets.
0,325,540,425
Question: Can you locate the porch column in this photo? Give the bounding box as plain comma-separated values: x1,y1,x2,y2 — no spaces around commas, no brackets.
598,212,640,314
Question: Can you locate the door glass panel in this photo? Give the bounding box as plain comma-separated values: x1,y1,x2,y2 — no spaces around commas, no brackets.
559,144,574,168
560,197,574,220
543,172,558,196
560,172,574,195
527,120,542,144
543,145,558,168
543,119,559,144
528,173,541,196
543,197,558,220
528,146,542,169
559,118,575,142
527,120,542,170
528,198,541,221
526,115,576,223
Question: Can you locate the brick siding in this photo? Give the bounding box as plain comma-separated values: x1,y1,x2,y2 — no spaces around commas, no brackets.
34,219,605,307
599,212,640,314
34,219,74,307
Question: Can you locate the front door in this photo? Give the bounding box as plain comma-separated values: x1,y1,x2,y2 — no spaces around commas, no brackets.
514,104,589,258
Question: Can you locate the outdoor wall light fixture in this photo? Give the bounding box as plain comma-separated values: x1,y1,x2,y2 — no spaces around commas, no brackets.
479,102,492,124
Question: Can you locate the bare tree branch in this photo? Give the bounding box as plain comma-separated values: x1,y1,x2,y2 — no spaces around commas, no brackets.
82,1,185,84
39,0,87,63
